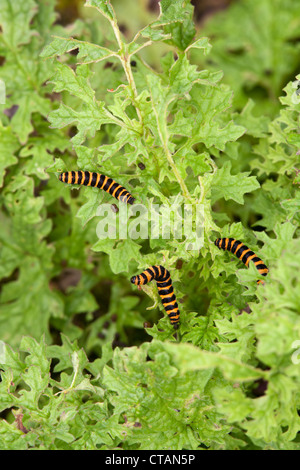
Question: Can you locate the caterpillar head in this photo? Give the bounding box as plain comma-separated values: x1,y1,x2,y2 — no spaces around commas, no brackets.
58,173,63,181
214,239,220,248
130,275,137,285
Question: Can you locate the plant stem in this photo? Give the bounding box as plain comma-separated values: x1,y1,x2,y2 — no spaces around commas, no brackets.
150,100,192,201
164,145,191,201
108,8,190,200
109,19,143,124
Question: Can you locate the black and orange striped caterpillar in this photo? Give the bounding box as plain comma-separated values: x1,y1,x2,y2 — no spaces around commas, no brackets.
214,238,269,284
58,171,135,205
131,265,180,329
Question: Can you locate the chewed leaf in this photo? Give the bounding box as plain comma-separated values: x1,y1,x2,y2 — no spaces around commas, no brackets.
85,0,116,21
41,36,116,63
186,37,212,55
141,0,196,50
141,284,160,310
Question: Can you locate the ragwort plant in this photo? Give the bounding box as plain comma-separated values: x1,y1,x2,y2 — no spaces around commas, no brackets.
0,0,299,450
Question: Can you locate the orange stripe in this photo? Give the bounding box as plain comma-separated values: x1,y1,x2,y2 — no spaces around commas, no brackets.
157,285,172,292
87,172,93,186
80,171,85,184
245,253,256,266
234,242,244,255
239,248,251,261
144,271,153,282
159,293,174,300
258,268,269,274
67,172,72,184
157,276,171,285
163,299,177,306
169,313,179,319
140,275,148,285
95,173,101,187
148,266,156,278
101,176,108,189
117,188,127,200
169,312,179,319
74,172,79,184
107,180,115,193
112,184,121,197
254,260,264,266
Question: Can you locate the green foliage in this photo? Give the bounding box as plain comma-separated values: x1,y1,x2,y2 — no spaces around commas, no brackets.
0,0,299,450
199,0,300,116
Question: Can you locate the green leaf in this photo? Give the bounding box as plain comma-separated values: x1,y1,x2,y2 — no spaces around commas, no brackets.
41,36,116,63
141,0,196,50
0,0,299,451
150,340,265,382
0,257,64,345
0,0,37,48
186,37,212,55
93,239,142,274
211,161,260,204
85,0,116,21
48,101,113,145
200,0,300,113
0,124,19,186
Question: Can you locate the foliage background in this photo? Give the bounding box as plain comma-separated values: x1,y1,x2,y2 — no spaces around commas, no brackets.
0,0,299,450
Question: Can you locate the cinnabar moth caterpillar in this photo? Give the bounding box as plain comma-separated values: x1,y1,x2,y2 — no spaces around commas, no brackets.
58,171,135,205
214,238,269,284
131,265,180,329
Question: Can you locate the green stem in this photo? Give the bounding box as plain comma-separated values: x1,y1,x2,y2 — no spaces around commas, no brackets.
107,6,190,200
109,19,143,124
150,101,191,201
103,108,139,134
164,145,191,201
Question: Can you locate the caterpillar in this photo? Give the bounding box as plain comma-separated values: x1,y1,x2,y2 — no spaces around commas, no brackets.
130,265,180,329
58,171,135,205
214,238,269,284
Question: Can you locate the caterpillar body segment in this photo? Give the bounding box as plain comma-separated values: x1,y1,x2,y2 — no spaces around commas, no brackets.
214,238,269,284
131,265,180,329
58,171,135,205
130,265,168,286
